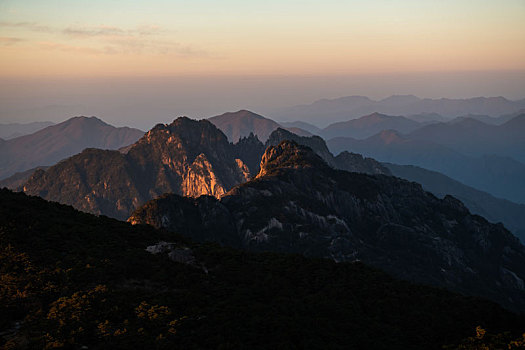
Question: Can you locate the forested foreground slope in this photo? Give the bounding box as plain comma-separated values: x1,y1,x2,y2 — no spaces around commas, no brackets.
1,189,524,349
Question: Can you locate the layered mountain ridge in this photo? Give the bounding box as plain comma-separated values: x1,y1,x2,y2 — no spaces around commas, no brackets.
320,112,421,139
20,119,393,220
272,95,525,125
327,127,525,204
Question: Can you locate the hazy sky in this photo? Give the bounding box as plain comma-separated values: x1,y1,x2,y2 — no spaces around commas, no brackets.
1,0,524,128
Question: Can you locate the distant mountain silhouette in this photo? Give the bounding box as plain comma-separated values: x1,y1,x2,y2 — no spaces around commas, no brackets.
327,130,525,204
408,114,525,163
0,121,55,139
448,114,507,125
208,109,311,142
0,116,144,179
272,95,525,125
405,112,447,124
321,112,421,139
278,120,322,134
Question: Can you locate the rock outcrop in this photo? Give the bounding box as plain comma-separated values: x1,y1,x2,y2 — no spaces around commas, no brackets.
22,118,252,220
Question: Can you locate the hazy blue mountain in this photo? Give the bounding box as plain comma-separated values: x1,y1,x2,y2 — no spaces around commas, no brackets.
408,114,525,163
321,112,422,139
385,162,525,242
448,114,505,125
405,112,448,124
327,130,525,204
0,116,144,180
272,95,525,126
0,121,55,139
278,120,322,134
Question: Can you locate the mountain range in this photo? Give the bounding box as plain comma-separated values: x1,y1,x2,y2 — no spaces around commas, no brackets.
213,110,525,168
271,95,525,125
5,112,525,308
0,116,144,179
16,114,525,241
18,115,393,221
129,140,525,312
408,114,525,163
21,118,254,220
262,127,525,242
265,128,525,242
327,128,525,204
201,110,525,235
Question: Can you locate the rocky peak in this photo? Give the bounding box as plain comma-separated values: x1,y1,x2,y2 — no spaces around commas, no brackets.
22,117,252,220
266,128,336,167
238,132,261,144
136,117,231,160
257,140,329,178
233,132,265,175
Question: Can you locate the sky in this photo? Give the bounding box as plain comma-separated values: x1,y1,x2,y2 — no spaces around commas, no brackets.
1,0,524,129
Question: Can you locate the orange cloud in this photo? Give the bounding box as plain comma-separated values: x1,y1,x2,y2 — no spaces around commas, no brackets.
0,37,24,46
38,41,107,55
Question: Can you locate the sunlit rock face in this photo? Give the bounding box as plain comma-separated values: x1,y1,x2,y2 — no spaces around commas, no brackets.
21,120,397,220
129,141,525,313
23,117,258,220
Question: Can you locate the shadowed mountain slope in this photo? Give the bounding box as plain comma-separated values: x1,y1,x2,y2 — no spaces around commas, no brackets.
129,141,525,313
385,163,525,243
